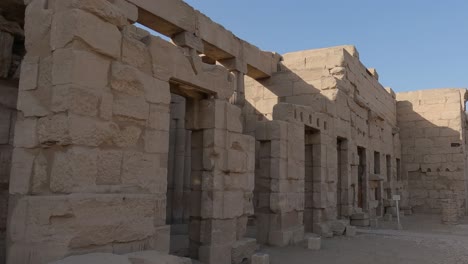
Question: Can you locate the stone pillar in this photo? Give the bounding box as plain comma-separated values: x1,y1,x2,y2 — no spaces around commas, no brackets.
187,99,255,264
229,70,246,106
441,193,459,225
8,1,172,263
255,120,305,246
167,94,189,225
219,58,247,107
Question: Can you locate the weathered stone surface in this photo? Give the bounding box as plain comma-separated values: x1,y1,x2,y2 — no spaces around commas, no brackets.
96,149,122,185
114,125,142,147
231,238,257,264
111,62,170,104
50,147,98,193
345,225,356,237
9,148,35,194
24,0,53,55
121,33,152,74
18,56,39,91
51,9,122,59
52,48,110,89
69,115,118,146
8,194,158,263
13,118,37,148
54,0,129,27
303,233,321,250
121,151,167,193
17,90,49,117
37,114,71,146
51,85,99,116
113,93,149,121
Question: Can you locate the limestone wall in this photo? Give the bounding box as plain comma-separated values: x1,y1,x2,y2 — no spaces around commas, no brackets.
396,88,467,214
245,45,402,233
8,1,256,264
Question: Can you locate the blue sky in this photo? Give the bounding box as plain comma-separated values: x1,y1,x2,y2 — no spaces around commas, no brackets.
182,0,468,92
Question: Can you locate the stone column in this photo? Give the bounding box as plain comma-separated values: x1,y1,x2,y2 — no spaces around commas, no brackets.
255,120,305,246
8,1,172,263
219,58,247,107
441,193,459,225
188,99,255,264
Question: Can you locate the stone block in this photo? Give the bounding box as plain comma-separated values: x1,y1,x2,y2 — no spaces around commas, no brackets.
114,125,142,147
51,9,122,59
52,48,110,89
113,93,149,121
345,225,356,237
144,129,170,153
226,103,243,133
24,0,53,55
109,0,139,22
251,253,269,264
96,150,122,185
148,104,170,131
54,0,129,27
152,225,171,253
111,62,170,104
231,238,257,264
197,99,226,130
19,56,39,91
100,91,113,120
13,118,38,148
384,213,393,222
303,233,321,250
9,148,36,194
51,85,99,116
50,147,98,193
236,216,248,240
121,151,167,194
8,194,158,263
329,220,347,236
121,34,152,74
172,31,204,53
69,114,118,146
269,229,293,246
37,114,71,146
17,90,50,117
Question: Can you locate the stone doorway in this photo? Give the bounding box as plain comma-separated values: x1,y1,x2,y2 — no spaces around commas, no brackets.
337,138,348,219
166,93,192,257
357,147,367,210
305,127,320,232
165,82,211,261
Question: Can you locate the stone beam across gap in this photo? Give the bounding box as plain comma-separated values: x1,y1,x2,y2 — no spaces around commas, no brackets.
127,0,280,79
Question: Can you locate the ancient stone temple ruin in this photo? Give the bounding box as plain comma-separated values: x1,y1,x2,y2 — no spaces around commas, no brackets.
0,0,467,263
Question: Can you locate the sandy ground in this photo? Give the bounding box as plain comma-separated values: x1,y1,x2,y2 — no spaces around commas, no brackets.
260,214,468,264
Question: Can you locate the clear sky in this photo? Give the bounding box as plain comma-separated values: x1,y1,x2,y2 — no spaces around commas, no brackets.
182,0,468,93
